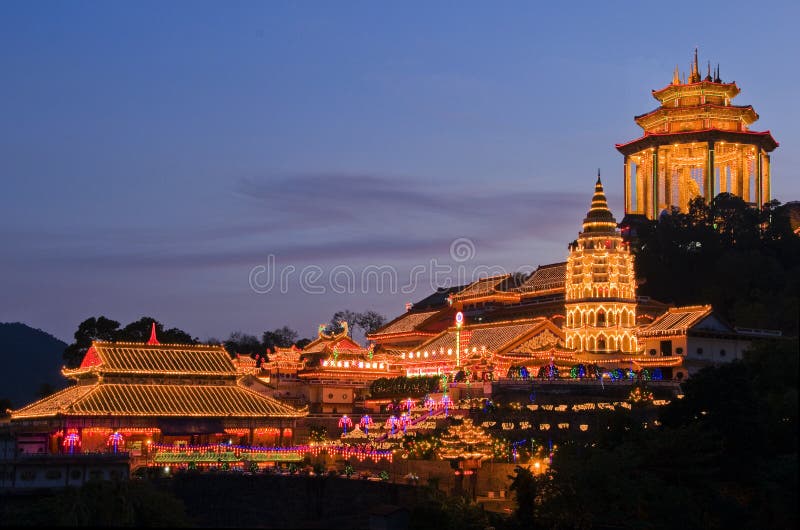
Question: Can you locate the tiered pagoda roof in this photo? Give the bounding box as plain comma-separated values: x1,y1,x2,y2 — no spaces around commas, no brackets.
578,176,619,236
616,51,778,155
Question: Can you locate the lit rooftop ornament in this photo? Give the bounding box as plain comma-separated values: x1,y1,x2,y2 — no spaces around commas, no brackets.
147,322,160,345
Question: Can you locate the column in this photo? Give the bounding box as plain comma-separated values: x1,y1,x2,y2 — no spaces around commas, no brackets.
679,166,688,212
651,148,659,217
663,149,671,210
623,156,630,214
740,149,750,203
763,154,770,204
638,155,647,216
706,141,715,202
756,151,763,207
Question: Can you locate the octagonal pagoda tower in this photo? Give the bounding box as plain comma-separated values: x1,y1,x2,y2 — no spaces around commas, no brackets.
565,176,638,354
616,50,778,219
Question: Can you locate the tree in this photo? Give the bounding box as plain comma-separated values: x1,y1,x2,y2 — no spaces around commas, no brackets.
36,383,56,399
326,309,387,338
0,398,12,417
262,326,298,351
355,310,387,335
631,194,800,334
63,316,121,368
63,316,197,368
327,310,359,335
508,465,538,528
224,332,263,357
118,317,196,344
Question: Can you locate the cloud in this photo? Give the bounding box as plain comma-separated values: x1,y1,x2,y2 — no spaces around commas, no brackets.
2,172,606,272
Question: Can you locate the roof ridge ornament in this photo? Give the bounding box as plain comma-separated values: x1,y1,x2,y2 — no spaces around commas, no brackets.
147,322,160,345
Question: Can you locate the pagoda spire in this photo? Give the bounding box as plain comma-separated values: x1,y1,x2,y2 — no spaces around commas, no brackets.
581,173,617,234
689,48,701,83
147,322,160,345
673,65,680,85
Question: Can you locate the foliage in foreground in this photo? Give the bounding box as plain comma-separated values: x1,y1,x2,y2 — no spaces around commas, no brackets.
528,338,798,530
631,194,800,334
0,479,190,527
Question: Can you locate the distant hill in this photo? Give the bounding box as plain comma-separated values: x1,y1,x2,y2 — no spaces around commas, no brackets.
0,322,68,409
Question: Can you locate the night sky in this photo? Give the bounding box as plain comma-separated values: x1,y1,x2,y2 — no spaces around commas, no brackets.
2,1,798,343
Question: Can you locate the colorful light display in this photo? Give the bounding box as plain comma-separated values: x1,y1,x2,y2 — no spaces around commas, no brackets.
338,414,353,434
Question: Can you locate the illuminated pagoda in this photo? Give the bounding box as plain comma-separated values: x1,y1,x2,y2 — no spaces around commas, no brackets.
617,50,778,218
565,175,638,354
8,329,307,464
376,177,681,380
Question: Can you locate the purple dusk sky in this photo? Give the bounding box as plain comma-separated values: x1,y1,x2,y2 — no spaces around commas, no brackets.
1,1,798,343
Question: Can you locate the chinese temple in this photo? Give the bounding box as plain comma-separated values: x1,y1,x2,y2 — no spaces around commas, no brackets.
616,50,778,218
367,174,769,382
235,322,402,413
8,327,307,465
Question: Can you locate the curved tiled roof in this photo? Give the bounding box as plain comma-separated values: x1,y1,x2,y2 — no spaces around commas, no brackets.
637,305,714,337
409,319,547,356
10,382,306,419
369,310,440,337
516,263,567,293
451,275,511,300
65,342,236,377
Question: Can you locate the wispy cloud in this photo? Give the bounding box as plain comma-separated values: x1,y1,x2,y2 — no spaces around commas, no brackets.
2,172,602,271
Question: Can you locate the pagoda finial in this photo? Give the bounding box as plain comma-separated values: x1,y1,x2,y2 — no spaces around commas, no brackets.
581,175,617,235
147,322,160,345
689,48,701,83
672,65,680,85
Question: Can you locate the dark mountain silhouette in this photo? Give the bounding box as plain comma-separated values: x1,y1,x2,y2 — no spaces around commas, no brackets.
0,322,68,409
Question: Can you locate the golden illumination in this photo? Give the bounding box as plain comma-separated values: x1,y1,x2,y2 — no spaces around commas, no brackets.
565,177,638,354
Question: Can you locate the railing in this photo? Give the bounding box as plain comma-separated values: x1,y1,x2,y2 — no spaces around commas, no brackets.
3,451,131,462
494,378,678,386
734,327,782,337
